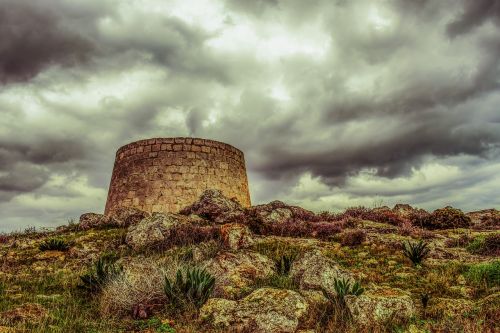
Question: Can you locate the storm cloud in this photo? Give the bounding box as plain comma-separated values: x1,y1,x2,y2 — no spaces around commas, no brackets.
0,0,499,230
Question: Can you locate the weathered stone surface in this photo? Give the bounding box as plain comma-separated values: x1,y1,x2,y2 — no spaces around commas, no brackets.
344,287,416,326
203,251,275,299
125,213,190,250
180,189,245,223
111,207,150,227
249,200,316,225
105,138,251,216
426,297,475,319
199,298,237,327
0,303,48,323
220,223,254,250
290,250,353,297
79,213,119,230
200,288,309,333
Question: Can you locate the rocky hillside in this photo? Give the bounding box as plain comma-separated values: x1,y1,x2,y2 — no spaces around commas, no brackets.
0,190,498,332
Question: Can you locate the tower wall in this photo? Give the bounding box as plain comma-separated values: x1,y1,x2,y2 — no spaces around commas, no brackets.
104,137,251,215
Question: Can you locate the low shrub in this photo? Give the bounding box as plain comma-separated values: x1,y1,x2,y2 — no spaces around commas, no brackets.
473,215,500,230
421,206,471,230
402,240,430,266
39,238,70,251
79,253,123,293
467,233,500,256
445,234,473,248
398,220,415,236
340,229,366,246
465,261,500,289
164,267,215,310
310,222,342,240
0,234,9,244
163,224,220,249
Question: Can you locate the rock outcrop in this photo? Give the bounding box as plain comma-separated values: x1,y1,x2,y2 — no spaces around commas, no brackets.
344,287,416,326
200,288,309,332
203,251,275,299
180,189,245,223
290,250,353,297
125,213,190,250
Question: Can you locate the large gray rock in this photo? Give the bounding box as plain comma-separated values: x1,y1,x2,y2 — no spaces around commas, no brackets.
344,287,416,327
79,213,119,230
220,223,255,250
110,207,150,227
125,213,189,250
203,251,275,299
290,250,353,297
249,200,316,225
200,288,309,333
180,189,244,223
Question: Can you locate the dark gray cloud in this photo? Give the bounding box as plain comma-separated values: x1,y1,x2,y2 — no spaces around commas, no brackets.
0,0,94,83
447,0,500,37
0,0,499,230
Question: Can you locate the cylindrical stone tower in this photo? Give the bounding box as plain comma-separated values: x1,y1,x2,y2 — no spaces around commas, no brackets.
104,137,251,215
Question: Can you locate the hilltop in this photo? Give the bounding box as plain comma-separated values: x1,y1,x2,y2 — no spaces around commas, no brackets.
0,190,498,332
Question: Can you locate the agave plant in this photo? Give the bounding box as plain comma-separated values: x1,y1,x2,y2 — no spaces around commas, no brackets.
79,254,123,292
39,238,70,251
403,240,430,266
164,267,215,309
275,254,296,276
333,277,364,299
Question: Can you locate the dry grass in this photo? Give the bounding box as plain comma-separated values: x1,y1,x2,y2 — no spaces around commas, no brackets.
100,258,182,318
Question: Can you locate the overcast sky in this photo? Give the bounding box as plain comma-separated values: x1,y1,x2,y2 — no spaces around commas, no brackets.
1,0,499,231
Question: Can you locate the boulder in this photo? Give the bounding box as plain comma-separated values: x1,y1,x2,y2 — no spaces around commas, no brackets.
200,288,309,333
203,251,275,299
220,223,254,250
344,287,416,327
110,207,150,227
180,189,244,223
290,250,353,297
125,213,190,250
249,200,316,225
79,213,119,230
0,303,48,324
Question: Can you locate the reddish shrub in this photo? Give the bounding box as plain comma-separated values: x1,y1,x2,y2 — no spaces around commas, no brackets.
420,206,471,230
267,220,311,238
472,215,500,230
165,224,220,247
477,233,500,256
340,229,367,246
0,234,9,244
310,222,342,240
398,220,415,236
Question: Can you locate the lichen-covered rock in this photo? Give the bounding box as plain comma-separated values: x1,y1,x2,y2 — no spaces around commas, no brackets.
199,298,237,327
249,200,316,225
220,223,254,250
125,213,189,250
179,189,245,223
426,297,475,319
110,207,150,227
200,288,309,333
344,287,416,327
0,303,48,323
290,250,353,297
203,251,275,299
79,213,119,230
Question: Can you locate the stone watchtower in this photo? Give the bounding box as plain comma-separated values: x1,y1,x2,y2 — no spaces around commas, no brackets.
104,137,251,215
